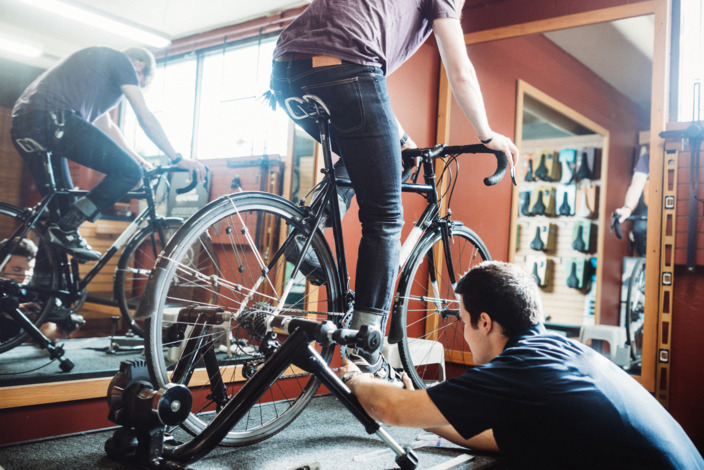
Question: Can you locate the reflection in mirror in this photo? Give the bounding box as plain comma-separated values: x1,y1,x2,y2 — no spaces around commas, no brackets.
488,16,654,379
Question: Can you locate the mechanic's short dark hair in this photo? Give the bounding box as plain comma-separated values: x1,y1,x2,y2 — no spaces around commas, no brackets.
0,238,38,260
455,261,543,337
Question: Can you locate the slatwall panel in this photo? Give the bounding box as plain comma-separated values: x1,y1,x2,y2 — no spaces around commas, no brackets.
514,134,604,328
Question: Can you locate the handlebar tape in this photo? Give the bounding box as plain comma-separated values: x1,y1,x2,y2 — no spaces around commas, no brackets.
403,144,509,187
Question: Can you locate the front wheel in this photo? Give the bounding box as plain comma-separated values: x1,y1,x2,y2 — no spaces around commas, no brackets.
114,218,183,337
394,224,490,389
143,192,342,447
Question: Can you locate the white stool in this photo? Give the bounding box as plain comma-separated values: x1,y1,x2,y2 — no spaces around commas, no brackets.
578,325,627,361
383,337,446,382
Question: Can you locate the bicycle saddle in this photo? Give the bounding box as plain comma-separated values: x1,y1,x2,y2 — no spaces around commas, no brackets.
566,261,580,288
284,94,331,120
534,153,549,181
575,150,592,180
531,191,546,216
530,226,544,251
519,191,531,216
572,225,587,252
524,159,535,182
558,191,572,216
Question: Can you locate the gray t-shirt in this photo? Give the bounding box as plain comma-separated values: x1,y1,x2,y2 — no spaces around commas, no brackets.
274,0,459,75
13,47,139,123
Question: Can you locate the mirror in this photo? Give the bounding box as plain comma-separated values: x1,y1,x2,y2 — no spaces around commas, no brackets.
0,3,668,407
436,3,667,389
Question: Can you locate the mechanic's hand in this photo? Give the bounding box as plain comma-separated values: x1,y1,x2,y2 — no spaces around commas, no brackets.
176,158,208,182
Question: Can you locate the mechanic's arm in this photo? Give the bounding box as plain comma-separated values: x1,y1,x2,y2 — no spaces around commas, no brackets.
340,359,499,452
432,17,519,168
120,84,207,180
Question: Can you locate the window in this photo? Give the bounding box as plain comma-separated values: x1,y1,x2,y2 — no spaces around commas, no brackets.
122,35,288,160
677,0,704,121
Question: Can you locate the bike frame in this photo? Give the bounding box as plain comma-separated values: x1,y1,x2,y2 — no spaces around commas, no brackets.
0,154,177,307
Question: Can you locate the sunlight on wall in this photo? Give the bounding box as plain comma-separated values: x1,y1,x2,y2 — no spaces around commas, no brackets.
678,0,704,122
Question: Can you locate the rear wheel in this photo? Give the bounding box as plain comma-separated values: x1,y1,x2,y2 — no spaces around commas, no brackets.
115,218,183,337
625,257,645,371
394,224,490,389
0,203,60,354
144,193,342,446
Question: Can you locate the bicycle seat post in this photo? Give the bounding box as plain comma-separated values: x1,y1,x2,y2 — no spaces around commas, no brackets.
40,150,59,193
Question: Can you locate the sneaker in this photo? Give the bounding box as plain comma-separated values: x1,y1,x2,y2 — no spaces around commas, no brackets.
349,350,405,388
283,233,325,285
48,225,101,261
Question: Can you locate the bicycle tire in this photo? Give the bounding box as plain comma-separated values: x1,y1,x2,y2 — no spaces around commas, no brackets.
0,203,60,354
114,218,183,337
143,192,342,447
625,257,645,367
394,223,491,389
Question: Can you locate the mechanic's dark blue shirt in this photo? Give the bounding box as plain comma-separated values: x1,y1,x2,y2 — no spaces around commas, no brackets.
427,324,703,469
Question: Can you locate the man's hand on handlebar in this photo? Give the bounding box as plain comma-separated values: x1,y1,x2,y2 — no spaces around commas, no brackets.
175,158,208,182
614,206,633,224
483,132,519,170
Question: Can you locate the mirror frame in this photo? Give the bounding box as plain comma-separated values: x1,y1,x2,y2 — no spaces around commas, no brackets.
0,0,670,409
434,0,670,391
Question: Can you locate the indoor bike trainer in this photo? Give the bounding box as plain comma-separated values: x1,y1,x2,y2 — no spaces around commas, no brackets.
105,305,420,469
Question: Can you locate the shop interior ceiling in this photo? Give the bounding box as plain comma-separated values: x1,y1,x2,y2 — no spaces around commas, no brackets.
0,0,653,126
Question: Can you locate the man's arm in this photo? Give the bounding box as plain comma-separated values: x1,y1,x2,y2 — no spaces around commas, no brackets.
120,84,207,180
341,360,499,452
432,17,519,168
615,171,648,222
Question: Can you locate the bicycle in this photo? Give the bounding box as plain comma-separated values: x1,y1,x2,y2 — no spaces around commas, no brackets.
610,212,646,371
133,94,512,450
0,149,207,366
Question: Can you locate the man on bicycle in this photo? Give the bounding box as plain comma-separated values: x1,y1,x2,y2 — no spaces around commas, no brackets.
339,261,704,468
269,0,519,383
11,46,206,262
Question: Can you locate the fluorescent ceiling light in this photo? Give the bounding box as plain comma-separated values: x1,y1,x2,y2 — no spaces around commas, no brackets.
0,34,43,58
20,0,171,49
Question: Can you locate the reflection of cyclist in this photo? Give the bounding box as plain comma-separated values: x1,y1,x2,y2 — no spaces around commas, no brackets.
11,47,206,262
614,152,649,256
270,0,519,383
0,238,83,343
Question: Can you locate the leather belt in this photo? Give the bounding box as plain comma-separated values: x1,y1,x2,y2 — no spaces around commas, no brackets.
275,53,342,67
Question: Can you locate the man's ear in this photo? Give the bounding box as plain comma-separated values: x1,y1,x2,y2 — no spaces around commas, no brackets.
478,312,492,333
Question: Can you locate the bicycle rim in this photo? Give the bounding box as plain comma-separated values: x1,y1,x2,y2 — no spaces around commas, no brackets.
144,193,341,447
0,203,59,354
115,218,183,337
394,224,490,389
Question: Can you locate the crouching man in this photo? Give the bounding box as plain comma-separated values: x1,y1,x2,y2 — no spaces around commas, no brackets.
339,261,704,469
